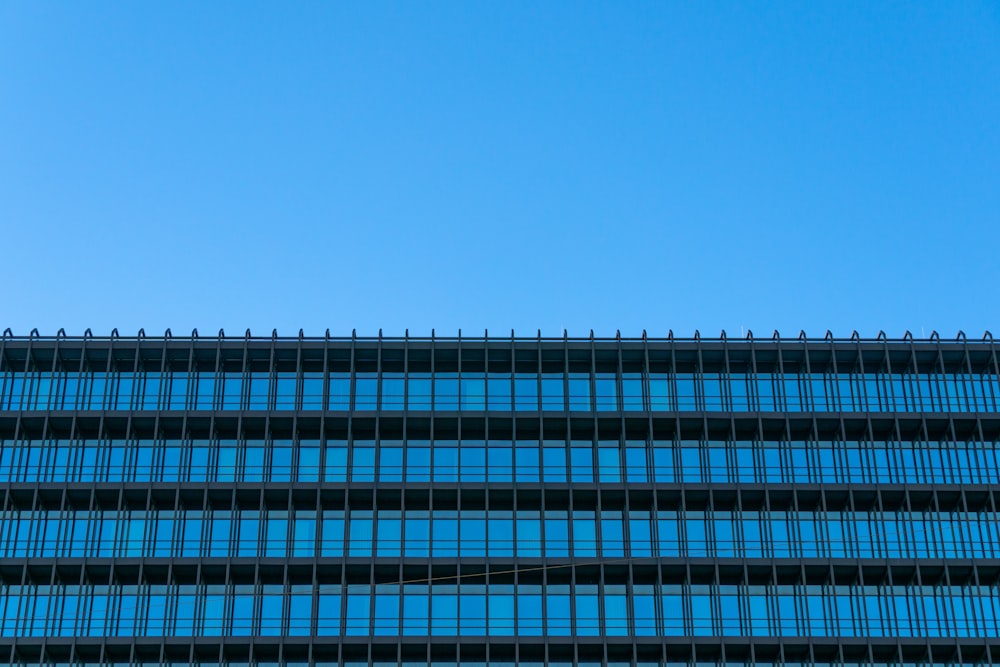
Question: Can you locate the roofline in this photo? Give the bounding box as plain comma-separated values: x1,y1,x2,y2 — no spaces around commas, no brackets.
0,328,994,345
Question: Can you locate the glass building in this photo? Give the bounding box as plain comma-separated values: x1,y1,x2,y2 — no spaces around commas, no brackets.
1,329,999,667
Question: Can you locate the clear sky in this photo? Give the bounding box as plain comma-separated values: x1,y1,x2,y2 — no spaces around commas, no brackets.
1,2,998,339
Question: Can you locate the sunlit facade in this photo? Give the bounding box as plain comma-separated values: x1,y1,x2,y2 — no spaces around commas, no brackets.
1,331,999,666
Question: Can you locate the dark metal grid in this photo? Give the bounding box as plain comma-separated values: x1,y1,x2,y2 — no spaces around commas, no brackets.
0,335,998,665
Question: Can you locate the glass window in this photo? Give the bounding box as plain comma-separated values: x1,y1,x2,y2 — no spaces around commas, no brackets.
594,373,618,411
381,374,405,410
348,511,373,557
676,374,697,410
648,373,671,410
514,444,539,482
568,373,591,411
460,375,486,410
574,586,600,636
431,587,458,634
404,511,430,557
351,442,376,482
301,372,323,410
487,442,513,482
487,373,511,410
378,443,403,482
406,441,431,482
633,585,658,636
570,444,593,482
460,585,487,634
329,373,351,410
288,586,312,636
374,587,400,635
545,511,570,557
345,587,370,635
542,442,567,482
324,440,348,482
297,440,320,481
598,443,621,482
546,585,572,635
541,374,565,410
293,512,315,557
376,511,401,557
402,585,427,635
248,373,270,410
260,585,283,636
460,442,486,482
514,374,538,411
354,374,378,410
433,443,459,482
434,374,459,410
601,511,625,556
604,586,629,636
517,587,543,635
573,511,597,557
407,373,432,410
488,588,515,635
621,373,644,410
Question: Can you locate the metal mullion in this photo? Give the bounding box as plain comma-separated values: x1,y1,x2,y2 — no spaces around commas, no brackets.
0,331,8,412
851,335,867,415
318,334,331,489
800,332,815,414
536,329,543,416
903,333,920,414
45,331,63,415
126,337,141,415
159,334,177,412
345,331,357,489
879,333,895,414
255,479,265,638
21,333,36,413
930,333,948,414
104,332,119,415
402,331,410,487
694,332,706,415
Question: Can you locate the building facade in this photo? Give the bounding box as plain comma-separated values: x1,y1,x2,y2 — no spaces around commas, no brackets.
1,330,999,667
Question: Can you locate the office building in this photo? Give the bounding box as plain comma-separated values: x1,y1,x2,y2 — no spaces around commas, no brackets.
1,329,999,666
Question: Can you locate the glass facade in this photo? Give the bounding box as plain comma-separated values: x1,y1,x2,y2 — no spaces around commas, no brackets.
0,332,999,667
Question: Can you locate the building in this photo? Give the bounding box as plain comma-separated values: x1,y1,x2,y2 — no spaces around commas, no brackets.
1,329,999,667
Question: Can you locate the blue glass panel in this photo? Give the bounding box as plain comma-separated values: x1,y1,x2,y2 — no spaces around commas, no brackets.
407,374,432,409
542,443,567,482
345,588,370,635
486,374,512,410
514,374,538,410
676,374,697,410
374,588,400,635
460,375,485,410
541,374,564,410
248,373,269,409
434,374,459,410
354,374,378,410
598,445,621,482
570,445,593,482
300,373,323,410
621,373,644,410
514,445,539,482
648,373,671,410
381,374,405,410
328,373,351,410
568,373,592,411
574,587,600,636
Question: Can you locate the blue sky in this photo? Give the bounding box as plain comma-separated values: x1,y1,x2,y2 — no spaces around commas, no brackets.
1,2,998,339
